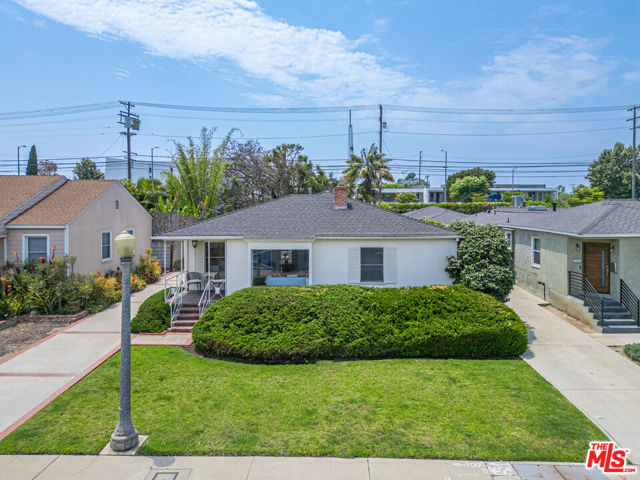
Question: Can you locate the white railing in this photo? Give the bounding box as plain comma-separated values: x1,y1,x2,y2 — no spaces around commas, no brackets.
164,272,186,302
165,272,187,328
198,278,226,317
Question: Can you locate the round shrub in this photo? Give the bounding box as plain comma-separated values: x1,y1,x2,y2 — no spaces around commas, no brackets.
131,290,170,333
192,284,528,363
624,343,640,362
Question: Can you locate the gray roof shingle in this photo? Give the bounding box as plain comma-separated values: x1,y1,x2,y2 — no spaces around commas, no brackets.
404,199,640,236
157,192,457,239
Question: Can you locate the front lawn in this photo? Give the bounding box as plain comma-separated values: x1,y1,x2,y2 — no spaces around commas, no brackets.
0,346,604,461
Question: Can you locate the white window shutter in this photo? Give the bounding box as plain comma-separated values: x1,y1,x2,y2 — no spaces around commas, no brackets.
384,247,397,284
348,248,360,284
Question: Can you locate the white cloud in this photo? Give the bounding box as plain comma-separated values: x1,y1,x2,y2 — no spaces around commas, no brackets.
13,0,417,104
12,1,618,107
531,4,571,18
114,67,130,79
469,36,616,108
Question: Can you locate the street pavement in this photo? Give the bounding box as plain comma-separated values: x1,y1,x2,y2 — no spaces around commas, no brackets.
0,455,623,480
508,286,640,465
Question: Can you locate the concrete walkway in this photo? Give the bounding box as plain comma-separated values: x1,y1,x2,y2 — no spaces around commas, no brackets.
0,454,624,480
508,286,640,465
0,282,187,440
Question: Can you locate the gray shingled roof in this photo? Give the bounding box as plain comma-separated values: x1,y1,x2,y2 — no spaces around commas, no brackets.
157,192,457,239
403,205,472,224
404,199,640,236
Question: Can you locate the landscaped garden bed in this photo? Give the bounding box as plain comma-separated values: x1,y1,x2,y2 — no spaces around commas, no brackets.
0,346,605,460
192,284,528,362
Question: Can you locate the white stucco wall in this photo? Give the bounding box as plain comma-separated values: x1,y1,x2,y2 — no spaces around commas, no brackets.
202,237,456,295
311,238,455,287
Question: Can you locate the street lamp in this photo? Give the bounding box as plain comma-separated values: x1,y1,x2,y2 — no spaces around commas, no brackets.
17,145,27,176
110,230,139,452
150,146,159,183
441,149,448,202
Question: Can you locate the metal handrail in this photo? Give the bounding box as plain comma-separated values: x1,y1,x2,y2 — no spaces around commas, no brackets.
568,271,604,326
164,272,185,302
621,279,640,326
167,273,187,328
198,279,213,317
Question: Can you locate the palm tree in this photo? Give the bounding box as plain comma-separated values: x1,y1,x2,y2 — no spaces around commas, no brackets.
342,144,394,204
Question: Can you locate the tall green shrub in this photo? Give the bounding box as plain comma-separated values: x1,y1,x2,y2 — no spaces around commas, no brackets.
445,221,516,302
131,290,170,333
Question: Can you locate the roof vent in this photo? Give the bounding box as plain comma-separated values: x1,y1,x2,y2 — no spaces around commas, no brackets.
334,186,348,209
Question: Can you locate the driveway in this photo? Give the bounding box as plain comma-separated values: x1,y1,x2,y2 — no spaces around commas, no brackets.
508,286,640,465
0,283,169,440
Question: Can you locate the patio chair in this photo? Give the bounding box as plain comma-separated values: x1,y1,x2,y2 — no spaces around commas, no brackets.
186,272,203,292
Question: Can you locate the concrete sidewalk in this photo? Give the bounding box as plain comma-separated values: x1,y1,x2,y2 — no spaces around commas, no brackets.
0,283,170,440
508,287,640,465
0,454,624,480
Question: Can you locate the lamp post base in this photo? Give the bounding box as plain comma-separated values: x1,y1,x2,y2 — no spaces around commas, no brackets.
110,427,139,452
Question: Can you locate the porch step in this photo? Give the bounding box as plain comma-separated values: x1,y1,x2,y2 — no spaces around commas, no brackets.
602,325,640,334
169,326,193,333
173,320,197,327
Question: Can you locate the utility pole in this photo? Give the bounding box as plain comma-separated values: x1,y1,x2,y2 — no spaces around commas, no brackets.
150,146,159,183
628,105,639,200
348,109,354,159
118,101,140,181
378,104,383,154
17,145,26,176
441,149,448,202
418,151,423,181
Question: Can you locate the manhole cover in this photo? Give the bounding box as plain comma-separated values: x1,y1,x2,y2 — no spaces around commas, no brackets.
145,469,191,480
152,474,178,480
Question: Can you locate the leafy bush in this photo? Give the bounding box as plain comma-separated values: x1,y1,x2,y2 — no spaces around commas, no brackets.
624,343,640,362
395,192,418,203
378,202,509,215
135,248,162,284
131,290,170,333
192,284,527,363
445,221,516,302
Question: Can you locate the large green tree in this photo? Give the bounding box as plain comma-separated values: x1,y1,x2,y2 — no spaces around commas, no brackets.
161,128,229,218
586,142,636,198
26,145,38,175
343,145,393,204
446,168,495,194
449,176,490,202
73,157,104,179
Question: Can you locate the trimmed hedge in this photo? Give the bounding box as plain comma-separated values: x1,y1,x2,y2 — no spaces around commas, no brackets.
192,284,528,363
378,202,509,214
624,343,640,362
131,290,170,333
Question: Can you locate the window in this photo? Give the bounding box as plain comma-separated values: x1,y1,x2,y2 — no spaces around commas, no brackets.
206,242,226,279
101,231,112,261
24,235,48,263
251,249,309,286
361,247,384,283
504,231,513,251
126,228,135,254
531,237,541,267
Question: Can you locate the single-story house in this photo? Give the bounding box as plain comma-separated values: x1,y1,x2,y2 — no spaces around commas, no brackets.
0,175,151,274
406,200,640,333
154,187,458,329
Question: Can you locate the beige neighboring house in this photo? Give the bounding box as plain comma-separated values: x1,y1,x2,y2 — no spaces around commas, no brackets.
0,175,151,274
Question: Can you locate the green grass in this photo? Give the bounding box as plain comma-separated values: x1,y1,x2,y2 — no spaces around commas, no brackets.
0,346,605,461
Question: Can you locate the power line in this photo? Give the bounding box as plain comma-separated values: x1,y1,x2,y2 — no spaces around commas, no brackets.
389,126,627,137
0,102,119,120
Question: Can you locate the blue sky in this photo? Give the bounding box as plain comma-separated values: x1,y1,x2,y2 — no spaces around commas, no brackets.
0,0,638,188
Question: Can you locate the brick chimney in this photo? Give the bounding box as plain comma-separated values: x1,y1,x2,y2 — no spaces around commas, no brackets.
333,186,348,209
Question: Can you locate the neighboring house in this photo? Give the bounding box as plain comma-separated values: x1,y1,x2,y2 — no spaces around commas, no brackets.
382,184,558,203
0,175,151,274
406,200,640,333
155,186,457,313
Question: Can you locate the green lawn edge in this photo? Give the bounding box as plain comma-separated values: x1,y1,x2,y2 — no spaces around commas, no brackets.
0,346,606,461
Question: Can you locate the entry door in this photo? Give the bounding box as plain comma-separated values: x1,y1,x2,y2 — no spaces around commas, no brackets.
583,243,610,293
